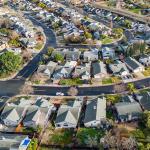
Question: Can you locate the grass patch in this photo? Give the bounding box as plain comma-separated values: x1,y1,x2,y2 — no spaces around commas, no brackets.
35,43,43,51
76,128,105,146
111,76,121,83
59,78,84,85
129,8,141,14
101,37,113,44
142,67,150,77
106,94,121,104
102,78,113,84
49,129,74,146
102,77,121,85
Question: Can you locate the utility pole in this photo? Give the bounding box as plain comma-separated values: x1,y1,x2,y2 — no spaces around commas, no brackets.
116,0,121,9
110,15,113,29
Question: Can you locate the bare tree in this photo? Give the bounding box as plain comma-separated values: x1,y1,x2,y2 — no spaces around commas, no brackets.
20,84,34,95
9,31,19,39
31,73,44,83
22,50,32,62
67,86,78,96
113,83,126,93
121,137,137,150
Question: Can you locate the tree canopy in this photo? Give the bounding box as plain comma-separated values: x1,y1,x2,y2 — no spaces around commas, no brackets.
54,53,64,62
0,51,22,76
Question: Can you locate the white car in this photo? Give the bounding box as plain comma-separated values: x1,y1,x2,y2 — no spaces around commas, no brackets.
56,92,64,96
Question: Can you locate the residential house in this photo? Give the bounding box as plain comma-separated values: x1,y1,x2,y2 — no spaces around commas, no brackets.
37,61,57,78
121,95,136,103
64,61,77,68
23,106,51,128
115,101,142,122
55,100,82,128
102,47,115,59
73,63,91,80
125,57,145,73
9,98,34,107
65,51,81,61
28,38,37,48
83,49,99,62
35,97,55,109
92,61,107,79
1,105,26,126
139,54,150,66
109,61,129,76
84,97,106,127
0,133,31,150
136,92,150,111
52,65,73,80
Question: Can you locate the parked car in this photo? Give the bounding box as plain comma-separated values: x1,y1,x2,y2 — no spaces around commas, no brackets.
56,92,64,96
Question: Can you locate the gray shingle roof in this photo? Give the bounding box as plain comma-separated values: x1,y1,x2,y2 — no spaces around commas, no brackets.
55,107,80,125
115,102,142,116
125,57,143,70
84,97,106,123
1,106,25,122
92,61,106,76
55,100,81,125
137,92,150,111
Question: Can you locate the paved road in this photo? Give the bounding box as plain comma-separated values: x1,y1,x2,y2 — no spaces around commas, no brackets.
1,76,149,97
14,14,57,79
0,8,150,97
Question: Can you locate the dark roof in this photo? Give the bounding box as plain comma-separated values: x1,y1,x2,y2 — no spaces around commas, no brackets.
92,62,100,75
23,107,38,123
84,98,97,123
137,92,150,111
125,57,141,70
65,51,80,60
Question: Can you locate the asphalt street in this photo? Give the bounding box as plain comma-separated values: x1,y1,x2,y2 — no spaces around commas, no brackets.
0,9,149,97
14,14,57,79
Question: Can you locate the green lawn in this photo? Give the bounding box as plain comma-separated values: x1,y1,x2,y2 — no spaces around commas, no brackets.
77,128,105,146
102,77,121,85
129,8,141,14
35,43,43,51
49,129,74,146
101,37,113,44
59,78,84,85
102,78,113,84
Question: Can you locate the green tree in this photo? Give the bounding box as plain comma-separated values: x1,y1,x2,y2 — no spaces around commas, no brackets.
8,39,21,47
28,138,38,150
127,83,136,93
38,2,46,8
112,28,123,39
0,51,22,76
47,47,54,56
85,31,92,39
126,41,147,57
54,53,64,62
124,20,132,28
143,111,150,129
